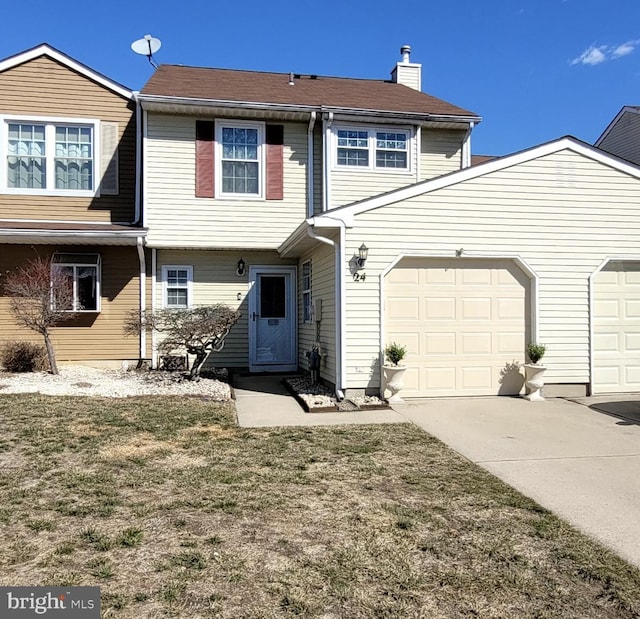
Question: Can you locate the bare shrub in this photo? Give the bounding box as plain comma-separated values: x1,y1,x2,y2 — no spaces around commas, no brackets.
1,341,48,373
3,256,77,374
125,305,241,379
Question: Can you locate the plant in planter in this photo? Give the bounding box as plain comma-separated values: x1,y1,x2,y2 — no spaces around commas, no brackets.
383,342,408,403
523,342,547,401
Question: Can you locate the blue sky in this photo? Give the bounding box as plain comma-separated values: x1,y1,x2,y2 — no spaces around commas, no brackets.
1,0,639,156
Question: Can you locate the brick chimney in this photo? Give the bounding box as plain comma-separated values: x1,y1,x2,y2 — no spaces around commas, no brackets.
391,45,422,91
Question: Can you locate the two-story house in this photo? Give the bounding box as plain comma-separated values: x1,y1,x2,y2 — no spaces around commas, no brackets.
139,47,640,400
0,45,148,367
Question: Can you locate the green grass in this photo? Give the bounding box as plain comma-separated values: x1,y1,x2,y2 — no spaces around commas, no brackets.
1,393,640,618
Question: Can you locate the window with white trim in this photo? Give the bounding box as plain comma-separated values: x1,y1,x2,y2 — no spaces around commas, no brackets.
216,121,264,197
52,253,100,312
4,118,96,193
302,260,312,323
162,266,193,309
334,126,411,171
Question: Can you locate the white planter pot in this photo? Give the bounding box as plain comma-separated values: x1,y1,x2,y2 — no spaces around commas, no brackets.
383,365,407,403
523,363,546,401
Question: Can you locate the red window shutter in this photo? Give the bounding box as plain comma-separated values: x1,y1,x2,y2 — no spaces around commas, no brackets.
195,121,215,198
266,124,284,200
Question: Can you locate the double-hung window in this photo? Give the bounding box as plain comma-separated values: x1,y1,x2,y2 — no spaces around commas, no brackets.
216,122,264,197
163,266,193,309
52,253,100,312
4,117,96,194
335,126,411,171
302,260,312,323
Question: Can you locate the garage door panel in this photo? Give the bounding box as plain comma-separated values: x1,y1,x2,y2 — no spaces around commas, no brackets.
594,261,640,393
461,269,492,285
384,258,529,397
460,332,492,355
387,297,420,320
425,297,455,320
461,297,491,320
425,332,456,355
625,300,640,318
498,297,524,320
497,332,525,354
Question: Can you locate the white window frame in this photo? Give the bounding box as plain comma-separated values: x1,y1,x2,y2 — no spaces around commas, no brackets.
302,260,312,323
52,253,101,313
1,114,100,197
215,120,265,199
332,124,413,173
162,265,193,309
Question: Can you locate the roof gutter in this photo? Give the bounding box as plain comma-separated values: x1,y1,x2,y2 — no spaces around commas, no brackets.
137,94,481,125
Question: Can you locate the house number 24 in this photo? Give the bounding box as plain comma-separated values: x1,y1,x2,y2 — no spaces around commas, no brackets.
353,272,366,282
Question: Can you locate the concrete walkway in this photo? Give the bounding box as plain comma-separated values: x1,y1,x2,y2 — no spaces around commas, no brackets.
233,375,406,427
395,395,640,569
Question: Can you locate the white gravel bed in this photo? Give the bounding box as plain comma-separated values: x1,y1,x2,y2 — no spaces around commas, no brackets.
0,365,231,399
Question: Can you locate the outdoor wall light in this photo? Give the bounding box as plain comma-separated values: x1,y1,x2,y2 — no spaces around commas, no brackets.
236,257,246,277
357,243,369,268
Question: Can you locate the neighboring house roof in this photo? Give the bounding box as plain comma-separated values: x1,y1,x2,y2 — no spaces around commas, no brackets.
595,106,640,146
0,221,146,245
140,65,480,121
470,154,497,166
313,136,640,221
0,43,133,100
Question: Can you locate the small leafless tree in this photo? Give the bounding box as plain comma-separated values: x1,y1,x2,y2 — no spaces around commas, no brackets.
3,256,77,374
125,304,241,379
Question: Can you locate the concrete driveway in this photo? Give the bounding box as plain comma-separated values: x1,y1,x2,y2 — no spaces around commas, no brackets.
394,395,640,569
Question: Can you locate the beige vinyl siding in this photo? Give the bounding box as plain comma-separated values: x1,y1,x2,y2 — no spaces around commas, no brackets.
0,245,141,363
0,56,136,223
420,129,465,179
598,110,640,166
146,114,308,248
343,148,640,390
155,250,295,368
330,131,418,209
297,241,336,384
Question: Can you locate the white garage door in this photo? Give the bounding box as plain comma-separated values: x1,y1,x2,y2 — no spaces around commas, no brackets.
593,261,640,393
384,258,530,397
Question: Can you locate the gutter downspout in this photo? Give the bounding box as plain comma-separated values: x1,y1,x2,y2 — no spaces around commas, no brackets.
307,224,345,400
132,91,142,224
136,236,146,363
307,112,317,218
151,248,157,367
322,112,334,212
461,121,475,169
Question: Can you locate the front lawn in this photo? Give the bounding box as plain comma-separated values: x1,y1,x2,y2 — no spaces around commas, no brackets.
1,394,640,618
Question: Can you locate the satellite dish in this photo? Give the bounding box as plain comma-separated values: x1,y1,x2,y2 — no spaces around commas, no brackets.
131,34,161,69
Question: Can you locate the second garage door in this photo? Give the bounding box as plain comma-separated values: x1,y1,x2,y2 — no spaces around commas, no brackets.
593,261,640,393
384,258,530,397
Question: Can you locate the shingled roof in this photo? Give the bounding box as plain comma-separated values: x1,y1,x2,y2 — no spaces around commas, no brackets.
140,65,479,119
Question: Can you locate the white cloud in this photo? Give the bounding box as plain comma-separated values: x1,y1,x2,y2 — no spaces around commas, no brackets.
571,40,640,66
612,40,640,58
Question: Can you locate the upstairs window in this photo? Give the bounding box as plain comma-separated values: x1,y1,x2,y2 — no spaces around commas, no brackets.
337,130,369,167
52,253,100,312
215,121,264,197
375,131,408,168
334,126,411,171
6,120,95,193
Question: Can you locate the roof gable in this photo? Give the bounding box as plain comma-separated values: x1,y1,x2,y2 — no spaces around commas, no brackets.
315,137,640,222
140,64,479,120
0,44,132,100
595,106,640,147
